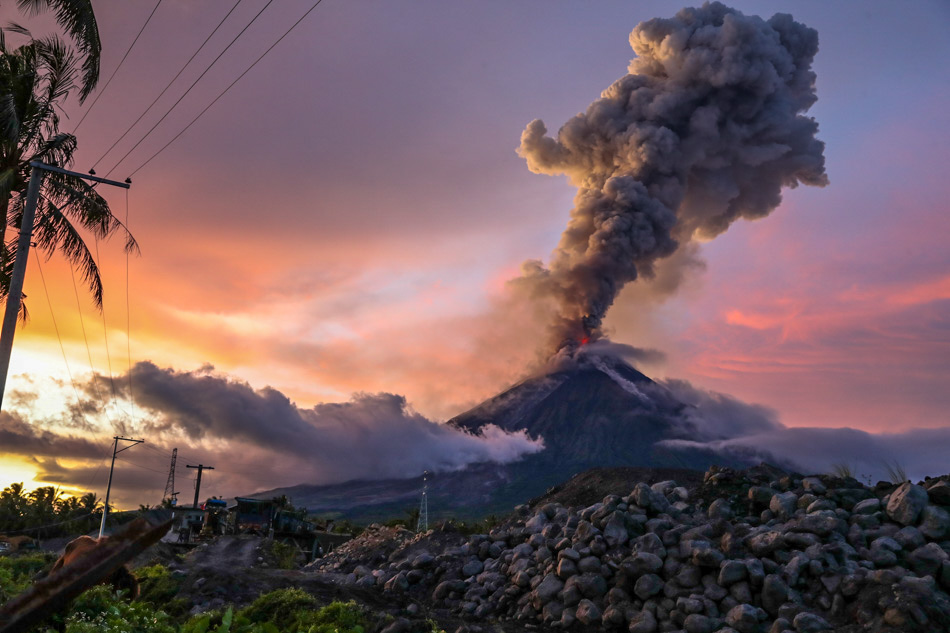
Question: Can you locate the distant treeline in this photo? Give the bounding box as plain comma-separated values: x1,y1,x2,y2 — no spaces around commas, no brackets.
0,483,103,539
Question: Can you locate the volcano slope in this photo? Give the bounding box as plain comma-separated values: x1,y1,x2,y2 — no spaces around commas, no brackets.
256,355,748,521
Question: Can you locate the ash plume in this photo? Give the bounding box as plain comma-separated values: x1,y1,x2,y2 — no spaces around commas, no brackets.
515,2,827,356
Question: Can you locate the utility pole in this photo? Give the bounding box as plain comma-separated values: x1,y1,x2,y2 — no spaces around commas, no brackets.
0,162,130,409
163,448,178,505
417,470,429,533
187,464,214,508
99,435,144,538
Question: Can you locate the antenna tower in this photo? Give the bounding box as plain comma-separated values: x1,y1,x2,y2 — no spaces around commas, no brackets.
416,470,429,532
163,448,178,504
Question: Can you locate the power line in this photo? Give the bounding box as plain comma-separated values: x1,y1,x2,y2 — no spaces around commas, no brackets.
33,255,92,429
126,0,327,178
90,0,245,171
92,237,120,411
73,0,166,133
103,0,278,178
124,189,134,416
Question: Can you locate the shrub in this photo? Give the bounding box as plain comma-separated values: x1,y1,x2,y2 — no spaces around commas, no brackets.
136,564,189,619
0,551,56,602
237,588,318,630
66,585,175,633
294,600,368,633
268,541,298,570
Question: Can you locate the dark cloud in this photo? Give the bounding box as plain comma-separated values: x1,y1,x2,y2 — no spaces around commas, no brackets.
0,412,105,459
653,379,949,482
108,362,543,485
514,2,827,356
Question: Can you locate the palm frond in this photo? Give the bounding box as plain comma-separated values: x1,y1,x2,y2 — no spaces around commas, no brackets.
15,0,100,100
29,194,103,306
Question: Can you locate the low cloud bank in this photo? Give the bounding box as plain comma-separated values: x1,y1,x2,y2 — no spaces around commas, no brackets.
118,361,543,483
656,380,949,482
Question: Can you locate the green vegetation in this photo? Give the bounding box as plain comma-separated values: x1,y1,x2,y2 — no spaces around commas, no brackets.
0,482,102,538
1,562,379,633
136,564,190,619
0,551,55,602
268,541,299,570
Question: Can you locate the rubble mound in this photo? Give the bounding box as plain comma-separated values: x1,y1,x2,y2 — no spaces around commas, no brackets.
312,465,950,632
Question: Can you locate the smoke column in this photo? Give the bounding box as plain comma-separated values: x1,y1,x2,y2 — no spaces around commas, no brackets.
515,2,828,356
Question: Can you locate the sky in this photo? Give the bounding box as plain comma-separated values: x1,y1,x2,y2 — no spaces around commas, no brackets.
0,0,948,508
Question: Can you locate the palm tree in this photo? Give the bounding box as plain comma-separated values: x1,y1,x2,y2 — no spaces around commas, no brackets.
0,33,135,308
10,0,100,100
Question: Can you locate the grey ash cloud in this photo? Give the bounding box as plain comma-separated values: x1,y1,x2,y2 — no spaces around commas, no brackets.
514,2,827,356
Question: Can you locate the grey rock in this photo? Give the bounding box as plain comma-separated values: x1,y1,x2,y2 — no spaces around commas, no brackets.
719,560,747,586
748,531,785,556
634,573,664,599
793,611,831,633
558,547,581,561
886,482,929,525
541,600,564,623
629,552,664,577
575,599,602,625
684,613,716,633
919,504,950,540
907,542,949,577
525,511,549,534
411,553,435,568
851,498,881,515
629,609,657,633
894,525,925,550
927,480,950,505
761,574,788,615
690,541,725,568
577,556,601,574
604,511,630,548
380,617,411,633
725,603,764,633
556,558,578,579
708,498,734,520
575,573,608,599
534,573,564,603
770,492,798,519
461,560,484,577
749,486,777,509
802,477,827,495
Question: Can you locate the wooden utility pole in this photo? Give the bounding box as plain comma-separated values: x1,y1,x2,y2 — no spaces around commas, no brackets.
187,464,214,508
0,162,130,409
99,436,144,538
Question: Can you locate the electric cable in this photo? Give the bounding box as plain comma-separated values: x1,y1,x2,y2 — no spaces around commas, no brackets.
125,0,327,178
103,0,278,178
90,0,245,171
124,189,134,417
33,254,91,428
73,0,165,133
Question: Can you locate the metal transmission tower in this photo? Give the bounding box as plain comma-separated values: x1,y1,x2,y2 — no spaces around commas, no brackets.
416,470,429,533
163,448,178,505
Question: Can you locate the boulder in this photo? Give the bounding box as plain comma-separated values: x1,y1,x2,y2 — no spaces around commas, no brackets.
919,504,950,540
793,611,831,632
927,480,950,505
886,482,929,526
634,573,664,600
725,603,764,633
629,609,657,633
575,599,602,625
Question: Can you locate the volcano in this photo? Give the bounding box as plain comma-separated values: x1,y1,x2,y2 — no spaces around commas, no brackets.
253,354,744,520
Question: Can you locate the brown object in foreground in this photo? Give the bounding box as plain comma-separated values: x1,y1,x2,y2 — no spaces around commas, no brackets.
0,513,172,633
47,535,139,598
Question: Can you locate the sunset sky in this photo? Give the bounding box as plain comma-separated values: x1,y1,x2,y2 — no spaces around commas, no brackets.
1,0,948,507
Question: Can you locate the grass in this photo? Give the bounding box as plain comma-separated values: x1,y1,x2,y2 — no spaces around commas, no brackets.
883,460,908,485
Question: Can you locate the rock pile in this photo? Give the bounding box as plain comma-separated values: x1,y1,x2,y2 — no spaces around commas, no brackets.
318,467,950,632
